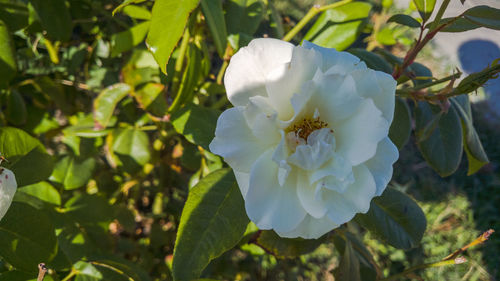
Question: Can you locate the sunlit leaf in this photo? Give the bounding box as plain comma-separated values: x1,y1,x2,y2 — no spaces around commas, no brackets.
18,181,61,205
111,21,150,57
51,155,96,190
413,0,436,22
171,104,220,150
93,83,131,128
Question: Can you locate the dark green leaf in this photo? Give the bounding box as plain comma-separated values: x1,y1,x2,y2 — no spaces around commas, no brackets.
348,49,392,74
429,17,481,32
0,127,54,187
30,0,73,41
450,96,489,175
463,5,500,30
389,97,412,150
413,0,436,22
111,21,150,57
4,90,27,125
0,20,17,87
51,155,96,190
65,194,114,223
18,181,61,205
108,127,151,174
93,83,131,128
455,60,500,95
201,0,227,57
409,62,433,86
333,232,379,281
255,230,325,258
225,0,265,36
0,202,57,272
415,102,463,177
171,103,219,150
387,14,421,28
355,187,427,249
145,0,199,74
172,169,249,281
333,239,361,281
268,1,284,38
304,2,372,51
169,44,202,113
0,2,29,31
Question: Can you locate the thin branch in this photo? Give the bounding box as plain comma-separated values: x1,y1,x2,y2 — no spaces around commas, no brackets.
37,263,48,281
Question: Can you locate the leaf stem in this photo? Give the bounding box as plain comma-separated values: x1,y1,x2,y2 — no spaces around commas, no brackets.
282,0,354,42
380,258,466,281
396,72,462,97
428,0,451,31
61,268,77,281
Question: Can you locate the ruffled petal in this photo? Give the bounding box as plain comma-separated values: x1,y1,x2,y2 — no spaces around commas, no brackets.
296,170,328,218
266,46,322,120
351,68,397,123
246,149,307,233
365,137,399,196
224,38,294,106
324,164,376,224
288,128,335,170
276,214,339,239
335,98,389,166
209,107,271,172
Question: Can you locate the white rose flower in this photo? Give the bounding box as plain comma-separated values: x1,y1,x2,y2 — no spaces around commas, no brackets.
0,167,17,221
209,38,399,239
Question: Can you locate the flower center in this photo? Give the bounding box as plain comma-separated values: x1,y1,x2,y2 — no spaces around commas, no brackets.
288,117,330,140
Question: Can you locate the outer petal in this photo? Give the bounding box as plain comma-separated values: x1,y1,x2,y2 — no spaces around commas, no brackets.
0,168,17,221
351,68,397,123
302,40,366,73
335,98,389,166
224,38,294,106
324,164,376,224
245,149,307,233
365,137,399,196
276,214,339,239
209,107,271,172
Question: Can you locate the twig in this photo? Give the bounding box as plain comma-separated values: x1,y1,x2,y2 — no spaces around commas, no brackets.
37,263,48,281
443,229,495,261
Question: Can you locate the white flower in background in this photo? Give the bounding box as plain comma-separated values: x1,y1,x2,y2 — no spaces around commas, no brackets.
209,38,398,239
0,167,17,221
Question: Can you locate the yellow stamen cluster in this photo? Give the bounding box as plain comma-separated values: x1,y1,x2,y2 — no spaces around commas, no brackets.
289,117,330,140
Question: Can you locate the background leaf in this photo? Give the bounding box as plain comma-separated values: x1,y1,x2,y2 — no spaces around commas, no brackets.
0,20,17,87
201,0,227,58
30,0,73,41
171,104,219,150
93,83,131,128
389,97,412,150
255,230,326,258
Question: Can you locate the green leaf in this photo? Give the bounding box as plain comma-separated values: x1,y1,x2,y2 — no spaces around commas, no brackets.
171,104,219,150
65,194,115,224
74,261,103,280
0,2,29,31
50,155,96,190
450,96,489,175
268,1,284,38
112,0,147,16
0,202,57,272
145,0,200,74
455,61,500,94
304,2,372,51
122,5,151,20
333,232,379,281
408,62,433,86
4,90,27,125
133,83,168,117
18,181,61,205
347,49,392,74
107,128,151,174
0,127,54,187
0,20,17,87
201,0,227,58
429,17,481,32
376,27,396,46
355,187,427,249
255,230,325,258
463,5,500,30
30,0,73,41
387,14,421,28
225,0,265,36
415,102,463,177
93,83,131,128
413,0,436,22
172,169,249,281
111,21,150,57
333,239,361,281
389,97,412,150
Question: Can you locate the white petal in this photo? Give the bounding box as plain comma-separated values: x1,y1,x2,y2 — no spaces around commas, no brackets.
266,46,322,120
224,38,294,106
309,72,363,126
288,128,335,170
335,98,389,166
324,164,376,224
365,137,399,196
209,107,271,172
246,149,307,233
351,68,397,123
233,170,250,197
0,168,17,221
310,154,354,194
296,170,328,218
302,40,366,73
276,214,339,239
